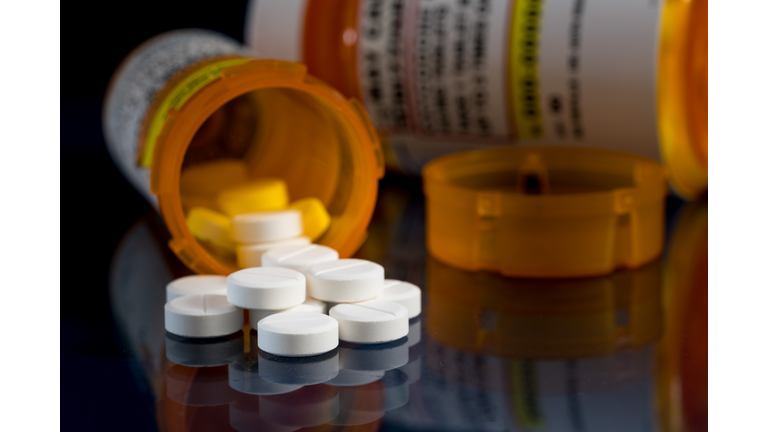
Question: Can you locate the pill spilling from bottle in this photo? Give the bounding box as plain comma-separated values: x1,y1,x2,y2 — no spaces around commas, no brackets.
166,160,422,356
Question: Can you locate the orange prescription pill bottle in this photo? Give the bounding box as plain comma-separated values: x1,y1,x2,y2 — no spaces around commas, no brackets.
104,29,384,276
245,0,707,198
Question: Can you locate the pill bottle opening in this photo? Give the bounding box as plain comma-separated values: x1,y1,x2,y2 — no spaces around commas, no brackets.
436,150,645,196
155,66,381,276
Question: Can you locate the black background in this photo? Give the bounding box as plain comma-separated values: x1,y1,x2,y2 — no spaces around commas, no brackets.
63,2,249,430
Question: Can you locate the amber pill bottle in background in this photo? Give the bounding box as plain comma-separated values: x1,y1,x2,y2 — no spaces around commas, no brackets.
246,0,707,198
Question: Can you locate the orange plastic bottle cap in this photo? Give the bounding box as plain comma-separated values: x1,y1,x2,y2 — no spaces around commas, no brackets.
423,146,667,278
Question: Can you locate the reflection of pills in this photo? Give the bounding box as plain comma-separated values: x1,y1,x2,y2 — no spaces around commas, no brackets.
166,275,227,303
227,267,305,310
338,338,409,371
257,311,339,357
407,317,422,347
306,259,384,302
379,280,422,318
249,298,326,324
325,369,385,387
261,244,339,272
231,210,302,243
165,294,243,338
236,236,311,269
330,300,408,344
165,331,244,367
258,349,339,385
381,369,410,411
228,353,303,396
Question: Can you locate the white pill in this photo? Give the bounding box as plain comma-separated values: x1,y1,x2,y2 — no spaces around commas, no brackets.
306,259,384,303
227,267,306,310
165,294,243,338
236,236,311,268
249,298,327,323
261,244,339,272
379,280,422,319
166,275,227,303
231,210,303,243
258,311,339,357
330,300,409,344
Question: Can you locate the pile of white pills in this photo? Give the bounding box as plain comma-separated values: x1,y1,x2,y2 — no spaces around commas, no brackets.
164,234,422,358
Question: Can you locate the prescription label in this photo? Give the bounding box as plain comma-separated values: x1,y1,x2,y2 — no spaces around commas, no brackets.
140,57,251,167
103,30,242,206
356,0,664,174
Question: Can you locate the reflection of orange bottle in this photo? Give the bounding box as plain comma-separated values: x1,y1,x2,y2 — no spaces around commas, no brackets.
656,200,707,432
246,0,707,198
426,256,664,359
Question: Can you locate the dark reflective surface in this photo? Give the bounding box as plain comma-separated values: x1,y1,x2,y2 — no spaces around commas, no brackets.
109,178,707,431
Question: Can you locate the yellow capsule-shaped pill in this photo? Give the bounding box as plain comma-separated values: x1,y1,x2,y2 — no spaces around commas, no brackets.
179,159,249,196
186,207,236,253
216,178,289,217
289,197,331,241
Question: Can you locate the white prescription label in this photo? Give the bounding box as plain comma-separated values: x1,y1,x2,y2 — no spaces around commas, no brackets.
356,0,664,173
103,29,241,207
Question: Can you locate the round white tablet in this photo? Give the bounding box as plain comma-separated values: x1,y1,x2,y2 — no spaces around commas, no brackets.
165,294,243,338
236,236,311,268
261,244,339,272
379,280,422,319
227,267,306,310
166,275,227,303
257,311,339,357
306,259,384,303
231,210,303,243
330,300,409,344
249,298,327,324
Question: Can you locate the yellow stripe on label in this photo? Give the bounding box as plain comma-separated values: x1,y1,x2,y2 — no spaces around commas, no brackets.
508,0,544,139
509,360,545,429
139,58,252,167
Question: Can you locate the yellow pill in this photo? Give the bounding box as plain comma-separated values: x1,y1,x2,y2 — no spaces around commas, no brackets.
289,197,331,241
186,207,236,253
180,193,219,214
179,159,249,196
216,178,289,217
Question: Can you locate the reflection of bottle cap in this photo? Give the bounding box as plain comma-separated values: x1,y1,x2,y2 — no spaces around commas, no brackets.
228,353,303,396
257,349,340,386
166,364,238,406
423,147,667,277
427,256,663,359
259,385,339,428
165,331,244,367
338,338,408,371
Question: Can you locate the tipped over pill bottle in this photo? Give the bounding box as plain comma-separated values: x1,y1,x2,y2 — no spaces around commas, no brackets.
104,29,384,276
246,0,707,198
